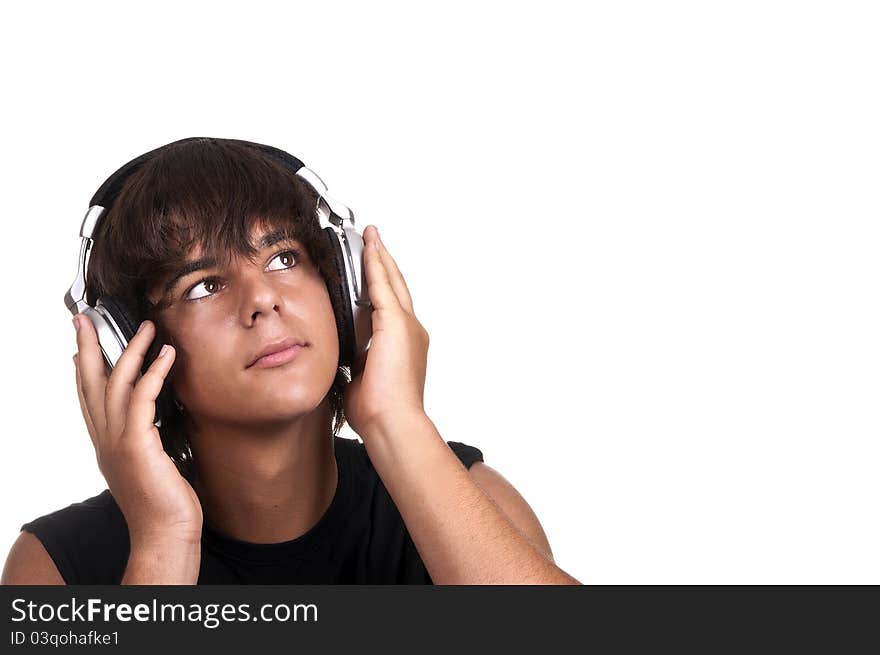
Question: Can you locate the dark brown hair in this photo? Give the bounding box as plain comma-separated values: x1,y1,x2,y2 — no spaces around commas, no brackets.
84,138,350,481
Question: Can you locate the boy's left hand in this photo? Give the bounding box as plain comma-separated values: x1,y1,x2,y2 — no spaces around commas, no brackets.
342,225,430,438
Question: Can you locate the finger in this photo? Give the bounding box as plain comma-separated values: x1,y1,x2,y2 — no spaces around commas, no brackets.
124,344,177,443
104,319,158,439
362,225,402,312
73,314,109,439
373,227,415,315
73,354,98,448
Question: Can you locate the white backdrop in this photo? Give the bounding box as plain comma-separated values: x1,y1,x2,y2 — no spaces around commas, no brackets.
1,1,878,584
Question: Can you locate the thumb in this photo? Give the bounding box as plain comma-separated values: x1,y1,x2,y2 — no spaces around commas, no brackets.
351,347,368,379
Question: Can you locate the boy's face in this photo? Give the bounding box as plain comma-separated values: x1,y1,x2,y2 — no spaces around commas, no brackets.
147,222,340,426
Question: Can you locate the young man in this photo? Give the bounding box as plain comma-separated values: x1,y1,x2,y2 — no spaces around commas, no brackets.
2,138,580,585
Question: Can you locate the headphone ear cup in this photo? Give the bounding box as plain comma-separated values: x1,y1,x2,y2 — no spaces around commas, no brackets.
322,227,357,369
83,295,140,375
96,295,176,428
98,295,150,374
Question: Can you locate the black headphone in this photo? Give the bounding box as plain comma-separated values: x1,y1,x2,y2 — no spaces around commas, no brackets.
63,137,373,428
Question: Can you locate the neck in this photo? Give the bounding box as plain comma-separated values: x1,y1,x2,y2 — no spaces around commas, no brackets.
186,398,338,544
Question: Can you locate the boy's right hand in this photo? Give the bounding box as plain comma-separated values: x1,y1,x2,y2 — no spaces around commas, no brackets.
72,315,203,549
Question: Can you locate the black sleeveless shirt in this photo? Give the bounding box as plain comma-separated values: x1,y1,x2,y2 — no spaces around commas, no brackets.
20,436,484,584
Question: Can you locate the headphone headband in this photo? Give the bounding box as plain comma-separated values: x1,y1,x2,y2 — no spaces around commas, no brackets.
89,137,307,210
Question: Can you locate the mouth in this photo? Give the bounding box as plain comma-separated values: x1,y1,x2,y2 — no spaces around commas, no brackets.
247,338,308,369
249,344,305,369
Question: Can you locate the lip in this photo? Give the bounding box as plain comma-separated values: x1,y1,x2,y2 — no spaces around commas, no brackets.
247,338,307,369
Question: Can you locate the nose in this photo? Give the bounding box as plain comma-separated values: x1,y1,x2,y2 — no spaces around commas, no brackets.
238,270,283,325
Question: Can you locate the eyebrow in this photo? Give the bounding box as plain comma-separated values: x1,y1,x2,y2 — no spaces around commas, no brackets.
163,229,299,294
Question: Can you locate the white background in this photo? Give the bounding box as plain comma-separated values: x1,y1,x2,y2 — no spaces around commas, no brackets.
1,1,878,584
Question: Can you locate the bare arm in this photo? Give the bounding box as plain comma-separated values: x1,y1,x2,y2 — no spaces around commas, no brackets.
120,536,201,585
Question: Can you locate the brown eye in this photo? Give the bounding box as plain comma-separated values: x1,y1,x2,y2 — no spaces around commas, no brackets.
267,249,299,272
185,276,224,302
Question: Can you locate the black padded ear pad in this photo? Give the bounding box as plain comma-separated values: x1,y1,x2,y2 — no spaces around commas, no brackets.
322,227,356,368
98,295,141,342
97,294,177,427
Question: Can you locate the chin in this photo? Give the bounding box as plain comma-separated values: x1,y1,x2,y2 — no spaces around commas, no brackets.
258,386,327,415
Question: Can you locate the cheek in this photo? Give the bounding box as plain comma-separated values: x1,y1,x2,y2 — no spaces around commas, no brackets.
157,309,234,384
166,331,230,403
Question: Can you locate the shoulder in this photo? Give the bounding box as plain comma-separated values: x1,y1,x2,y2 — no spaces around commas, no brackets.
1,531,65,585
466,460,555,563
10,490,129,585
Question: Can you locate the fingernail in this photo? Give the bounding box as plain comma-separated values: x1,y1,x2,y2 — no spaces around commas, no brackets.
158,344,170,359
72,316,80,332
72,354,77,366
137,321,148,335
